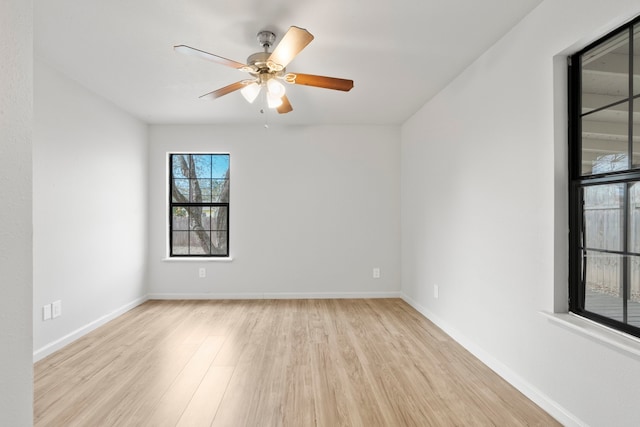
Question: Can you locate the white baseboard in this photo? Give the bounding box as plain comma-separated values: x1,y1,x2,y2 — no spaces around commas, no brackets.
400,293,585,427
148,291,402,300
33,296,148,363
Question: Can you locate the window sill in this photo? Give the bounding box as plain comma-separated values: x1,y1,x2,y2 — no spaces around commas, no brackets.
162,257,233,262
540,311,640,359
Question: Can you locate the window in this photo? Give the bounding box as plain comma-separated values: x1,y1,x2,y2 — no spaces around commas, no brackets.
568,17,640,338
169,153,229,257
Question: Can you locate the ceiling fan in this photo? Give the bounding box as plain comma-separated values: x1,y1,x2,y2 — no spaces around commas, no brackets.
174,26,354,114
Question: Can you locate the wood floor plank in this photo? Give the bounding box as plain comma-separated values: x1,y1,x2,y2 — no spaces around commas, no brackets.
144,336,226,427
34,299,560,427
176,365,234,427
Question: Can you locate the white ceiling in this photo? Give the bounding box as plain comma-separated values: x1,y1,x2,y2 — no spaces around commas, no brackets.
34,0,543,126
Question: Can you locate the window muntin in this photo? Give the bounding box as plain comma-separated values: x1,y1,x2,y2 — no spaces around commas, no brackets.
569,16,640,338
169,153,229,257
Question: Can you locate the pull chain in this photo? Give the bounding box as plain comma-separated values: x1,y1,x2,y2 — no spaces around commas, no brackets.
261,91,270,129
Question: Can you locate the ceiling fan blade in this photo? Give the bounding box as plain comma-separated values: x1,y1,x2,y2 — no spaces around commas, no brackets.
277,95,293,114
199,81,246,100
174,45,248,70
290,73,354,91
268,26,314,70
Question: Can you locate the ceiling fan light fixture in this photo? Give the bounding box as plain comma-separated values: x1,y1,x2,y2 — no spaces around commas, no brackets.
240,82,261,103
266,91,283,108
266,78,286,98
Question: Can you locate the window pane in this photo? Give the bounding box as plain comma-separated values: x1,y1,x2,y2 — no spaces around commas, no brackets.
191,155,212,179
210,206,228,231
211,231,228,255
581,102,629,175
190,179,211,202
172,179,189,202
581,31,629,112
584,252,624,322
583,184,624,251
212,179,230,202
172,154,190,179
212,154,230,179
172,231,189,254
187,206,206,230
201,179,213,203
189,231,211,254
172,207,189,230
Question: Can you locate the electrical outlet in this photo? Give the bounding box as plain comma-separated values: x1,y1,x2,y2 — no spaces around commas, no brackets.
43,304,52,321
52,300,62,318
199,267,206,278
373,268,380,279
434,284,439,299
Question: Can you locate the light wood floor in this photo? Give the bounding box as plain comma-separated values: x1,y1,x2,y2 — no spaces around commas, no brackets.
34,299,559,426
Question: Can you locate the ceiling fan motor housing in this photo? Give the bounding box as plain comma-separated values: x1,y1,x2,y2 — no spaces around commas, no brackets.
246,51,286,81
246,51,271,69
257,31,276,50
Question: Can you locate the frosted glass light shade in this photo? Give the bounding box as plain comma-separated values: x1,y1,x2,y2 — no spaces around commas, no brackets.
266,91,283,108
267,78,286,98
240,82,261,103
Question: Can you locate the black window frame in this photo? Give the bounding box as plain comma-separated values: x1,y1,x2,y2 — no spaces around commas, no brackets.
169,153,230,258
568,15,640,338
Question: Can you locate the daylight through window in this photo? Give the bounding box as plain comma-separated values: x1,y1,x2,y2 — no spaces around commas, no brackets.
169,153,229,257
568,16,640,338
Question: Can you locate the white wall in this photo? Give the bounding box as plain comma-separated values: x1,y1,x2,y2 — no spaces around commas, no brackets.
401,1,640,426
148,125,400,298
0,0,33,424
33,59,149,359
